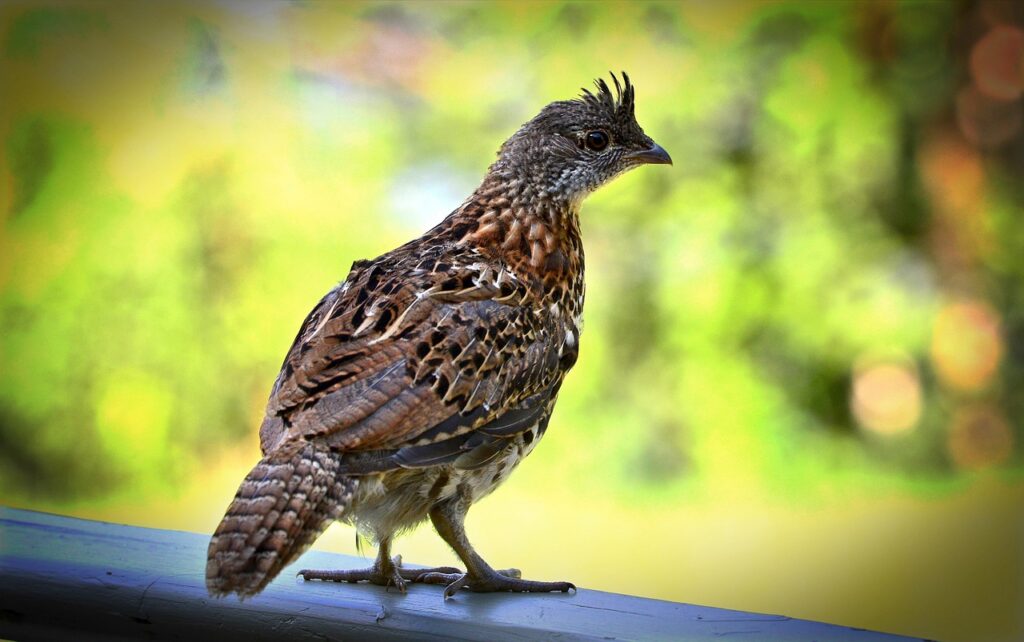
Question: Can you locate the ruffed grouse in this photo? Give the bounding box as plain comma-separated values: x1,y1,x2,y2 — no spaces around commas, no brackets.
207,72,671,598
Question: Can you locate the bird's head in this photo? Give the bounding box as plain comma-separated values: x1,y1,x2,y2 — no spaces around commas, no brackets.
491,72,671,207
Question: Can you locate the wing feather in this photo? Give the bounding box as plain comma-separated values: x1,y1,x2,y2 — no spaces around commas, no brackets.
258,252,564,461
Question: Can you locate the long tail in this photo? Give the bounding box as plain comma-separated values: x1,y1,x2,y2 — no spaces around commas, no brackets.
206,441,357,598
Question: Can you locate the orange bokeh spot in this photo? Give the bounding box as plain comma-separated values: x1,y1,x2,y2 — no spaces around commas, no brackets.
917,133,994,268
947,404,1014,470
851,358,922,436
918,134,984,216
970,26,1024,101
931,299,1003,392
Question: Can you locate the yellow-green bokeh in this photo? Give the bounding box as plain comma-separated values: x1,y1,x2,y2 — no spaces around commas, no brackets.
2,2,1022,641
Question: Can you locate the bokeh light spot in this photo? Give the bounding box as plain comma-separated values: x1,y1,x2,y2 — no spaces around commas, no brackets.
919,133,983,216
969,26,1024,101
931,299,1003,393
851,356,922,436
947,404,1014,470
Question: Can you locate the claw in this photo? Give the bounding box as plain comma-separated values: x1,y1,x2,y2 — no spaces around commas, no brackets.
386,573,407,594
443,574,470,599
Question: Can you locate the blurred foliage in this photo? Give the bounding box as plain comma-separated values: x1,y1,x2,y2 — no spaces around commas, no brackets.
2,2,1023,640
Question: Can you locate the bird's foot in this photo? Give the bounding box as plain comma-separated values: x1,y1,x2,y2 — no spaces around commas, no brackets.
418,567,576,599
298,555,462,594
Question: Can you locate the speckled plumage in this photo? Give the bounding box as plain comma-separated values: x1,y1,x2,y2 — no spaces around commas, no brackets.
206,72,671,599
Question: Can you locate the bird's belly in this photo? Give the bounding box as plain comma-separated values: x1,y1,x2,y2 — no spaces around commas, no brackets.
346,422,545,541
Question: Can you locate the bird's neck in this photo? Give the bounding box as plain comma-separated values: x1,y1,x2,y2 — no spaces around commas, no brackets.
444,171,585,286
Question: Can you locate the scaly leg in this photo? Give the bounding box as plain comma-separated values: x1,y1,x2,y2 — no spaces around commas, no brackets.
424,498,576,598
298,536,461,593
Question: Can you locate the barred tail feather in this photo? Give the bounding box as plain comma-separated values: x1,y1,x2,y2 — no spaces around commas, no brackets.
206,442,357,598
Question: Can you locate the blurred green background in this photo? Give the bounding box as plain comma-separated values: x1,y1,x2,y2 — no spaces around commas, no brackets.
2,1,1023,640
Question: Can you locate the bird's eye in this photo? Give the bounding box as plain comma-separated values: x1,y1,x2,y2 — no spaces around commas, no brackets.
585,130,609,151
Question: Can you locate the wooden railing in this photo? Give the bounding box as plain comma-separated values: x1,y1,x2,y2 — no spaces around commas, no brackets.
0,507,926,641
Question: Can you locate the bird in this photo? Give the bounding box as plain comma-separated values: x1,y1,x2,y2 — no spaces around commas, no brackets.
206,71,672,599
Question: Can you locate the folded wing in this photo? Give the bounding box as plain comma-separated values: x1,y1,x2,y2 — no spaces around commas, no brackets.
258,253,565,471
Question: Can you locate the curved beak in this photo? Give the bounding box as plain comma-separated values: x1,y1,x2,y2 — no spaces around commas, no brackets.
626,141,673,165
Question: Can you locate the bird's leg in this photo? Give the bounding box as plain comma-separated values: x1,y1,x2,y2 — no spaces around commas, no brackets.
298,536,461,593
425,499,576,598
